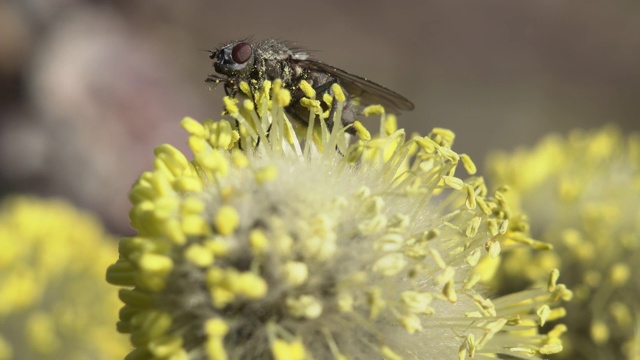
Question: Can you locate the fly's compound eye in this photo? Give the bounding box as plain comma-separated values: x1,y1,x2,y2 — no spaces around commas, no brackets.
231,42,252,64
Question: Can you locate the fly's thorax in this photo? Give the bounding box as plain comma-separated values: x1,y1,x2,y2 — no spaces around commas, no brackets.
259,58,297,88
254,39,294,61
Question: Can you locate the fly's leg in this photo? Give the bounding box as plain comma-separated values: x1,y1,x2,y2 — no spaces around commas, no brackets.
254,123,274,148
310,80,352,155
311,79,340,131
314,80,356,135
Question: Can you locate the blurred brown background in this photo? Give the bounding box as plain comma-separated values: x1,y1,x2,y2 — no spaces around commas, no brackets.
1,0,638,235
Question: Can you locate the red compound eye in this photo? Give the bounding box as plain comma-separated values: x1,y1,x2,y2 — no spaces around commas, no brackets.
231,42,252,64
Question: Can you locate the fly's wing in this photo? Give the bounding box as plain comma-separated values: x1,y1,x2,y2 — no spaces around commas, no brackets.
294,59,415,112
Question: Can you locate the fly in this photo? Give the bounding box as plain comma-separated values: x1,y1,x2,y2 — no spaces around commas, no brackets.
206,38,414,132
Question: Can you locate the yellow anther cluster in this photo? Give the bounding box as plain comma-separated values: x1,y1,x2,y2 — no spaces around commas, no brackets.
107,80,569,360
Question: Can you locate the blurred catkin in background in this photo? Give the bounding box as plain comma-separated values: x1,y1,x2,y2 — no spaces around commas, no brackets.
487,126,640,359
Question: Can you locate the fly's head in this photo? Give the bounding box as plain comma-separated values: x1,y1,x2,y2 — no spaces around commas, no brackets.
210,41,255,78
